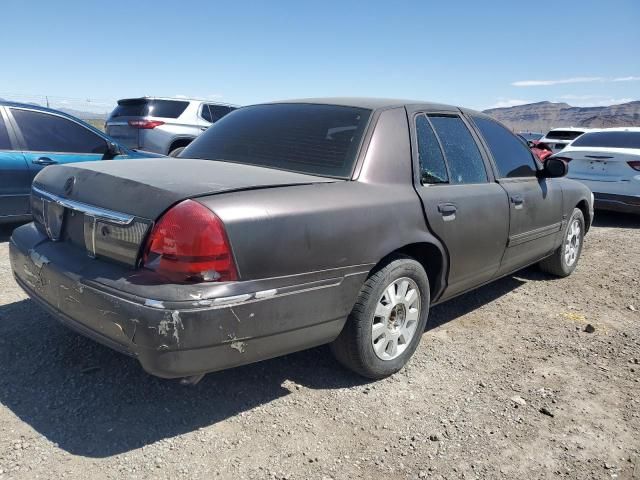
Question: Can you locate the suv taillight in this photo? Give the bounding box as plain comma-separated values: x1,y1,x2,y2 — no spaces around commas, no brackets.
143,200,238,283
627,161,640,171
128,119,165,129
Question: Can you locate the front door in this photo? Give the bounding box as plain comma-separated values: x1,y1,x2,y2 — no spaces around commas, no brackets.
411,112,510,299
469,115,563,275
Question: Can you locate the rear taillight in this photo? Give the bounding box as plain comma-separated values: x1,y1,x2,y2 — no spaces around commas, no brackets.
143,200,238,283
628,161,640,171
128,119,165,129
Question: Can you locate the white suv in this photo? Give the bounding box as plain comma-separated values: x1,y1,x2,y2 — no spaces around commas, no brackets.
539,127,592,154
105,97,238,156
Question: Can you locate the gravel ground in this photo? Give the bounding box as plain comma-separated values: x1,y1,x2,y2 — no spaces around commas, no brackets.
0,212,638,480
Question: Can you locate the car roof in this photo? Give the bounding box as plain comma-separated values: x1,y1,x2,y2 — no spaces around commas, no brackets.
580,126,640,133
545,127,592,132
265,97,470,113
0,100,75,116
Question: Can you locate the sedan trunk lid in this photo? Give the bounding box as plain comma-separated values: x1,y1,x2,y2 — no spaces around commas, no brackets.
31,157,337,267
33,158,337,220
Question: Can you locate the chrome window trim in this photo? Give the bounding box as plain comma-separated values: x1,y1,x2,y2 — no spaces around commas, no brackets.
32,186,135,225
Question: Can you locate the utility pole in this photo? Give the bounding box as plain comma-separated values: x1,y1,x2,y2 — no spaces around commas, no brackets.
45,96,50,108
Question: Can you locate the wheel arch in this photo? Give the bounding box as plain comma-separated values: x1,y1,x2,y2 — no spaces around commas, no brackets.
376,241,448,302
167,137,195,154
576,199,591,233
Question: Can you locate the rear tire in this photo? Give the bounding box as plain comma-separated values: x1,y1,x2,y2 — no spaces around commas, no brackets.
169,146,186,157
331,255,430,379
538,208,585,277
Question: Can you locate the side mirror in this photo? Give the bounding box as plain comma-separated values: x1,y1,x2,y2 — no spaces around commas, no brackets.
103,141,121,160
540,157,568,178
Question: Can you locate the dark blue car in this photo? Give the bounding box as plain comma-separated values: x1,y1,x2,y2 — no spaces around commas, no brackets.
0,101,163,223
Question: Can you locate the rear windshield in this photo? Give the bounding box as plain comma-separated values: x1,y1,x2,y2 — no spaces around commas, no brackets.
571,131,640,149
110,99,189,118
545,130,585,141
181,103,371,178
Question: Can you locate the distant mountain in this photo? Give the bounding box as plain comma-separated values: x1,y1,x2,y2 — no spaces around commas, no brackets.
0,97,108,121
56,107,108,121
483,100,640,132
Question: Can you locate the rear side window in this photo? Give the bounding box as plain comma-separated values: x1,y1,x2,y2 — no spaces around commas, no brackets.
571,131,640,149
0,113,11,149
201,104,234,123
415,114,448,183
182,103,370,178
428,115,487,184
110,99,189,118
472,116,537,178
545,130,584,141
11,109,108,154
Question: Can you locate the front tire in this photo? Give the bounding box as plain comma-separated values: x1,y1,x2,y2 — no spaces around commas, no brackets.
331,255,430,379
538,208,585,277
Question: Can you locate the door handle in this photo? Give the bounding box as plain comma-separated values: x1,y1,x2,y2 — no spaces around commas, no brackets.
510,194,524,208
32,157,58,166
437,203,457,220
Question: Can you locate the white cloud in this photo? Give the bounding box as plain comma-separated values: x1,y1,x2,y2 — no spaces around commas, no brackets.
512,77,603,87
513,76,640,87
554,95,635,107
486,99,531,109
612,76,640,82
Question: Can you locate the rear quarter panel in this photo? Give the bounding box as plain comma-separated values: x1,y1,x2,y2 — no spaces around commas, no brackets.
200,181,436,280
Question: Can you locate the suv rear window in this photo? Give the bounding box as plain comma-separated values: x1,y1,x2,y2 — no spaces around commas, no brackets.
110,99,189,118
545,130,584,141
571,131,640,149
182,104,371,178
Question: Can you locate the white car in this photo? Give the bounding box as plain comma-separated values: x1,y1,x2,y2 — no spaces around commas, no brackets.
556,127,640,214
539,127,592,154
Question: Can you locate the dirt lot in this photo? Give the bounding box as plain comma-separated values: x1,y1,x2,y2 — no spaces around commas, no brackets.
0,212,638,480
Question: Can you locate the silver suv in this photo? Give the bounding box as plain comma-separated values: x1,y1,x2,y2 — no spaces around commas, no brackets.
105,97,237,156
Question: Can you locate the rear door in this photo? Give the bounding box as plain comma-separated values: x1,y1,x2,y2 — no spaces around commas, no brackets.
0,107,31,217
8,107,109,180
470,115,564,275
410,111,510,299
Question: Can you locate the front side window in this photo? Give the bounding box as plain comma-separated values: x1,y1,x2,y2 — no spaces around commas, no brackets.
428,115,487,184
472,116,537,178
0,113,11,150
182,103,371,178
11,109,107,154
415,114,448,184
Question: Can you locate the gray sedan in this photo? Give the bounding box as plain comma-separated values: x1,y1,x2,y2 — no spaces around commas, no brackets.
10,98,593,383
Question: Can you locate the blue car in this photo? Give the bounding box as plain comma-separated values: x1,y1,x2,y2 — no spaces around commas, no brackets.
0,101,163,223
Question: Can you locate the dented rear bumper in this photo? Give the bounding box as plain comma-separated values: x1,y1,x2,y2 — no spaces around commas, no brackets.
10,223,368,378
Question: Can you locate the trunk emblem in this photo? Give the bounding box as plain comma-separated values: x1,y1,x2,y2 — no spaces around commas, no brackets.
63,176,76,196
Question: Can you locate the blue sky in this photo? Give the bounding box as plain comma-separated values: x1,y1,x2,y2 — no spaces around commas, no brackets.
1,0,638,113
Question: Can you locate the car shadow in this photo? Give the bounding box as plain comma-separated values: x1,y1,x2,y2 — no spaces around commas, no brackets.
592,210,640,229
0,270,528,458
